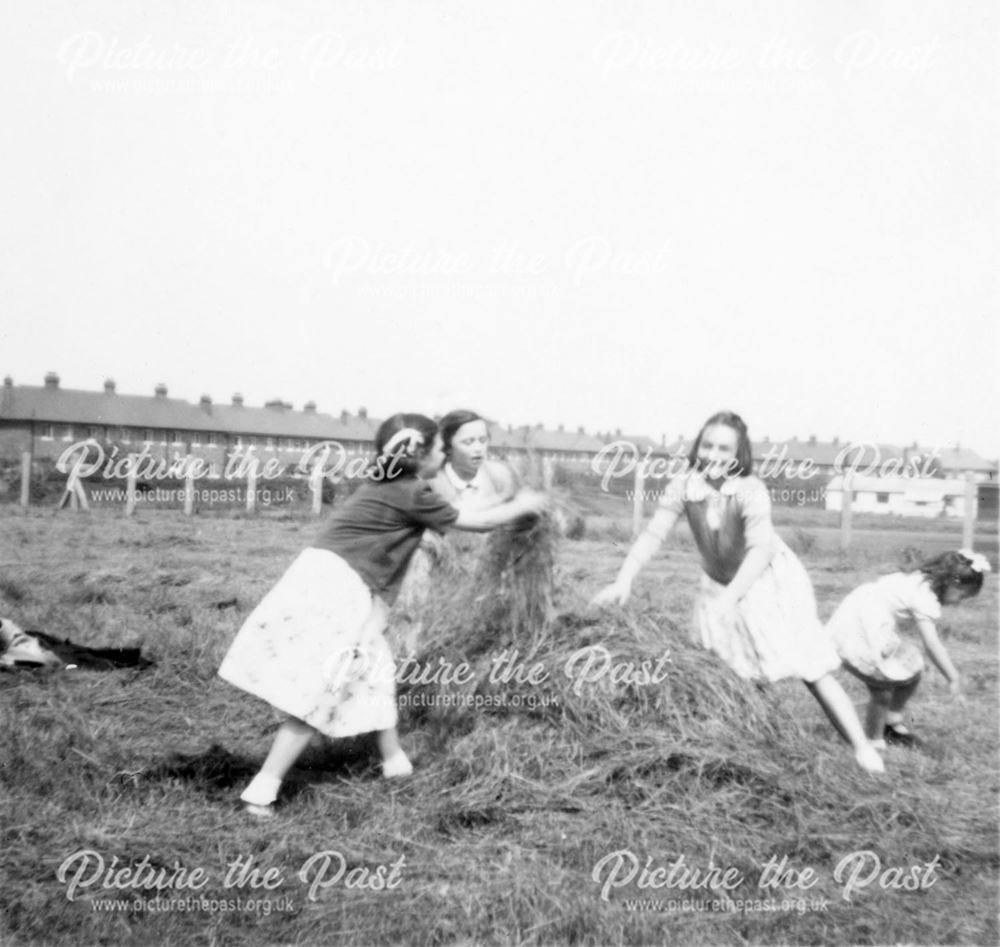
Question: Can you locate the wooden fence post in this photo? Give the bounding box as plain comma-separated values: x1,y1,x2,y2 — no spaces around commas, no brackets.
246,465,257,514
840,473,853,551
311,469,323,516
19,452,31,508
632,461,646,539
962,475,977,549
542,457,554,491
125,458,137,517
184,458,195,516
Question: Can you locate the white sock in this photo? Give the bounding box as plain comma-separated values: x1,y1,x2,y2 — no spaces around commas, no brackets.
241,772,282,806
382,751,413,778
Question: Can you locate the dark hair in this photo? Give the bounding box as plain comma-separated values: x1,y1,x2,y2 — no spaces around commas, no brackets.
369,413,438,481
917,551,985,603
687,411,753,477
439,409,486,458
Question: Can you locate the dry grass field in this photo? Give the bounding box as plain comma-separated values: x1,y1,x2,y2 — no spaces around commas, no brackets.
0,499,997,947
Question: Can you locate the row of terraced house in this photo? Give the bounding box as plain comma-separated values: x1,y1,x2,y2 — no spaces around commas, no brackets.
1,374,996,485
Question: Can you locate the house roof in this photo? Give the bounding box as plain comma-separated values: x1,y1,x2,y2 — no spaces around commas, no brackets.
0,379,379,441
487,423,606,453
933,446,996,473
826,474,970,496
661,436,998,474
4,377,996,473
614,434,670,456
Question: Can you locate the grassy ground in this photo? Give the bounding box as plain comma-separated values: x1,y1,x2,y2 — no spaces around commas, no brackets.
0,502,997,947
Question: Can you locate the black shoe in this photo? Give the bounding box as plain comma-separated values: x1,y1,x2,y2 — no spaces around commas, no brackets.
884,723,921,748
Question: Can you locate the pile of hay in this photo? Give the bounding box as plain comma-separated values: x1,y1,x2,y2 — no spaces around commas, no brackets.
398,502,797,762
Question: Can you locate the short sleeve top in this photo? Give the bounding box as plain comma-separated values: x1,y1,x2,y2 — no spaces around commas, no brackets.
827,571,942,664
649,472,776,585
312,478,459,604
873,572,943,624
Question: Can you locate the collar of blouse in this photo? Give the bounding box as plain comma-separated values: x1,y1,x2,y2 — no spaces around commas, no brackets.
444,462,482,494
685,472,743,503
685,473,745,530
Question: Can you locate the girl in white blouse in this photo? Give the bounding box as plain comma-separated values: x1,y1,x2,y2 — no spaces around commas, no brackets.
826,550,989,749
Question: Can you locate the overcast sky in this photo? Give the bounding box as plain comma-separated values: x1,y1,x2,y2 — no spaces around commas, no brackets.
2,1,997,457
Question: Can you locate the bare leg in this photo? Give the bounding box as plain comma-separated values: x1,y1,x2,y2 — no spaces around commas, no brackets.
241,716,315,809
865,687,892,741
804,679,850,743
886,675,921,725
805,674,884,773
377,727,412,778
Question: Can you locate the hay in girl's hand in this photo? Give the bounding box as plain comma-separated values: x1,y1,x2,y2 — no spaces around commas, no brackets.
469,509,559,655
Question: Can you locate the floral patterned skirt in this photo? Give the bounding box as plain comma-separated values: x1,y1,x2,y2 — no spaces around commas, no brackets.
218,548,396,738
694,541,841,683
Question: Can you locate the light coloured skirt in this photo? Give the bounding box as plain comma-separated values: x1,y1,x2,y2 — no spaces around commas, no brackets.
694,540,841,683
218,548,396,738
826,591,925,686
826,584,924,688
841,640,924,689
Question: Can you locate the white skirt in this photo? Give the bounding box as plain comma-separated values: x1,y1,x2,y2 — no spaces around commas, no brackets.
694,541,841,683
218,548,397,738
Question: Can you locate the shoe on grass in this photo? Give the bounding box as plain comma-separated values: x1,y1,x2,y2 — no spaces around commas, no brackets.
243,801,276,819
884,723,921,748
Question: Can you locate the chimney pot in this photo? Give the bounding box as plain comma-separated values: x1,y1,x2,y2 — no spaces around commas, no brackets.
304,400,317,413
155,383,168,398
358,406,368,419
341,410,349,422
104,378,116,395
200,394,212,408
578,425,585,435
4,375,13,387
232,393,244,407
44,372,60,389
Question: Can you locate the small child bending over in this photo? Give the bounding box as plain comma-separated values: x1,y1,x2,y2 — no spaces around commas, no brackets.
593,410,884,773
219,412,546,816
826,549,990,749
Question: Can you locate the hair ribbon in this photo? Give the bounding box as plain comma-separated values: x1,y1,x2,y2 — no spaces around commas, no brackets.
959,549,992,573
382,428,425,457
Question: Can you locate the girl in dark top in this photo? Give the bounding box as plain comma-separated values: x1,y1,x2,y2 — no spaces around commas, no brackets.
220,413,546,816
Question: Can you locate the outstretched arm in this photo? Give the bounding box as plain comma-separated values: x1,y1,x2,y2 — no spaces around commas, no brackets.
452,488,546,532
915,617,961,695
592,507,680,605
